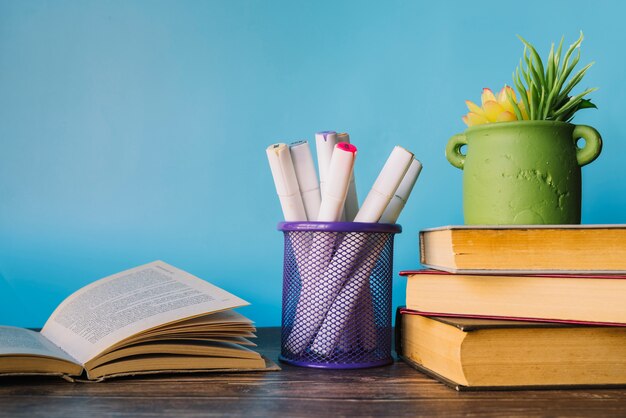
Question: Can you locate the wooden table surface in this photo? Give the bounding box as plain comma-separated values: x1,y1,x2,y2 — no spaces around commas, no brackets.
1,327,625,417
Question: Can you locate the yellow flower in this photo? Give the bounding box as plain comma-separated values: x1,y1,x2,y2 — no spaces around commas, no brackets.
462,86,529,127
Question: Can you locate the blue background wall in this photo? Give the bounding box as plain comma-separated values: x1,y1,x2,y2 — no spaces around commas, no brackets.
1,0,625,327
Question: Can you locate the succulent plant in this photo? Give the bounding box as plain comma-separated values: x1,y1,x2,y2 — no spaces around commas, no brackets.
462,32,596,127
463,86,529,127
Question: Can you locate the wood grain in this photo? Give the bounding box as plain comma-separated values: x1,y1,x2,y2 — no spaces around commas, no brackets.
1,328,625,417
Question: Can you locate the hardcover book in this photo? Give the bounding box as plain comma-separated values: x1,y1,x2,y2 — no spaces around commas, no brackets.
400,269,626,325
0,261,278,381
419,224,626,274
396,311,626,390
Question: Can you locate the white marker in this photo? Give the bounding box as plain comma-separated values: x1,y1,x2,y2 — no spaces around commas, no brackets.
354,146,414,223
317,143,357,222
379,158,423,224
266,143,307,221
315,131,338,197
337,132,359,221
290,141,322,221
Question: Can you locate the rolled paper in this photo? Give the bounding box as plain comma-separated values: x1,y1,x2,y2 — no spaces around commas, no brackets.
268,143,309,341
334,133,359,350
311,151,419,356
379,159,423,223
358,158,423,350
317,143,358,222
337,132,359,222
283,229,337,354
310,235,387,355
284,143,357,354
336,134,360,344
354,146,414,223
290,140,322,221
266,143,307,222
315,131,338,197
356,268,377,351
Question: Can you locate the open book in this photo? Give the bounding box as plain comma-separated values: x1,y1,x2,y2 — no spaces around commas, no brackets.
0,261,276,381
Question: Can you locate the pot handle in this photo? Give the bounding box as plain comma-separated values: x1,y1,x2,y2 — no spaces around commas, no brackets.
446,133,467,169
573,125,602,167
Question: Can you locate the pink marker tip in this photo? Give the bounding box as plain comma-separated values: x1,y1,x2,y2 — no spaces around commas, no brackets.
336,142,357,154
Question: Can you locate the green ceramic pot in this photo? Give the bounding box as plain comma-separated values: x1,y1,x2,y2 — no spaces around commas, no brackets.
446,121,602,225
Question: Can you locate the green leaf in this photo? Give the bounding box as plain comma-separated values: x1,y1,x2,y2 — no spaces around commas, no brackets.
560,31,584,76
507,89,524,120
554,36,564,70
552,51,579,102
528,56,545,94
558,62,594,103
530,81,540,120
507,31,596,122
546,43,555,87
553,33,583,101
513,69,531,120
578,98,597,109
518,55,531,89
518,35,546,86
552,88,597,118
537,86,546,119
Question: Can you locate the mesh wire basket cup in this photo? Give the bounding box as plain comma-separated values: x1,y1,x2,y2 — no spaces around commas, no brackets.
278,221,401,369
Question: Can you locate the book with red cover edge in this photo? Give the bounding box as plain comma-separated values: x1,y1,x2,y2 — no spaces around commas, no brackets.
399,269,626,327
394,307,626,391
400,269,626,280
399,308,626,327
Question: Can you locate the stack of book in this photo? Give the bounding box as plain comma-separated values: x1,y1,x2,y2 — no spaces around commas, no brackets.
397,224,626,390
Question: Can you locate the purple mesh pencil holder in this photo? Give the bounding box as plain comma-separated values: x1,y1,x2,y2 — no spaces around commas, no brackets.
278,221,401,369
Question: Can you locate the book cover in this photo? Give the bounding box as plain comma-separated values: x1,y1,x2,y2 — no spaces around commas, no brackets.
395,309,626,390
400,269,626,325
419,224,626,274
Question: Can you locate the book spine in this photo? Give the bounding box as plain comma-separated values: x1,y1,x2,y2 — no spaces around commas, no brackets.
419,231,426,265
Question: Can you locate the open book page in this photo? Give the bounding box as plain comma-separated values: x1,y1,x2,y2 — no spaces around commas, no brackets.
142,310,254,334
0,326,79,364
40,261,248,365
166,310,253,328
94,310,257,355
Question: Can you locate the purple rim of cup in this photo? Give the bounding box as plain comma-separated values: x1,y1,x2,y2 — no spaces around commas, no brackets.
278,355,393,369
278,221,401,234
